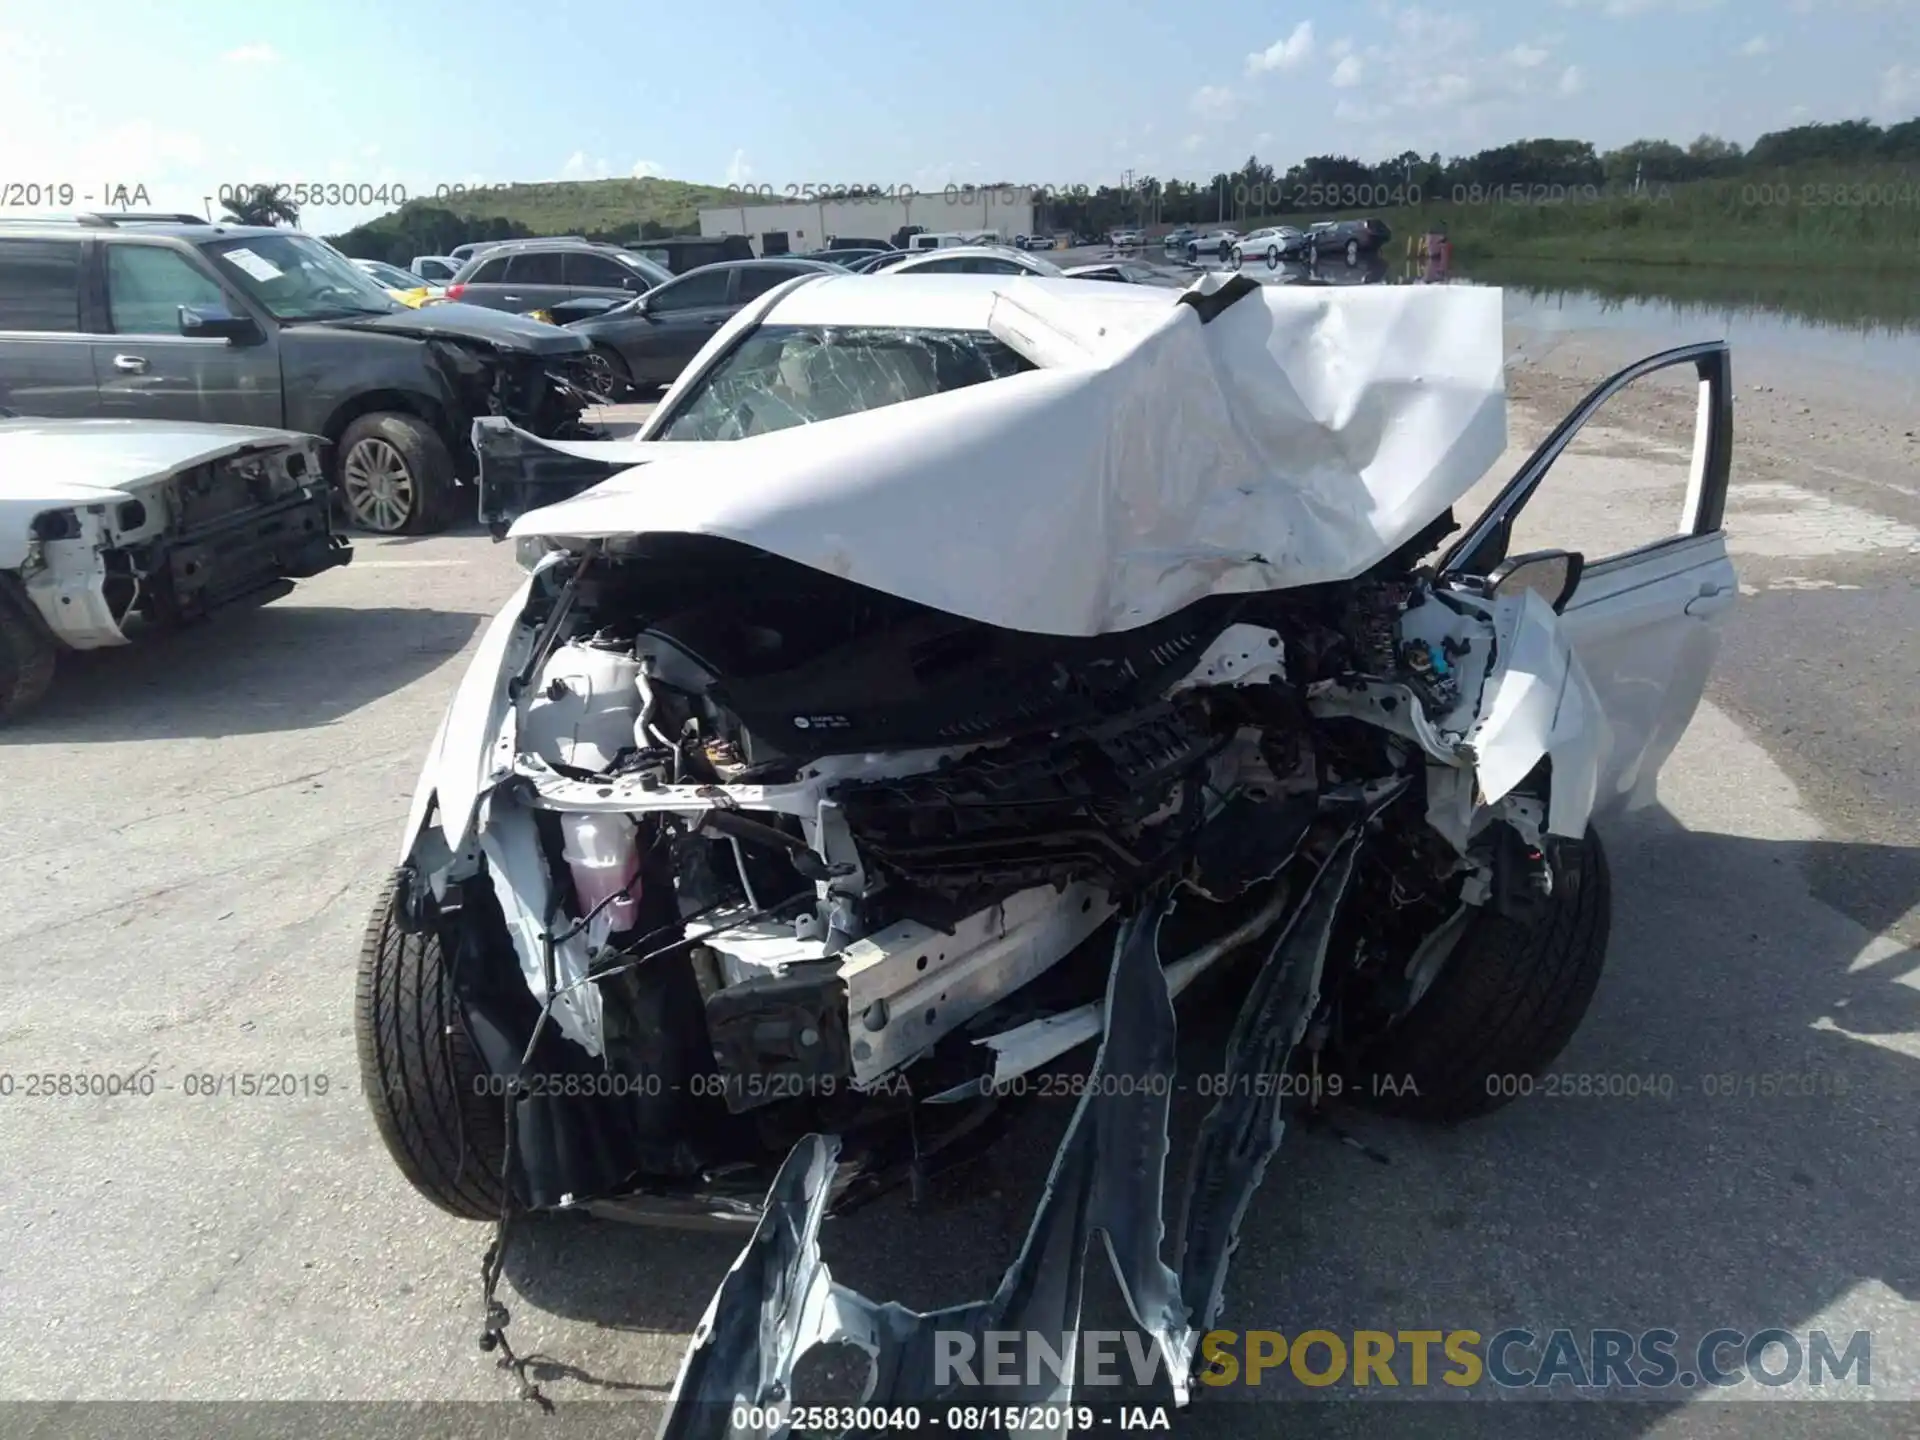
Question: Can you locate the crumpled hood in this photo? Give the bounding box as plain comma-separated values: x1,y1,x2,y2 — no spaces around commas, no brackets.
510,276,1507,637
0,418,320,499
315,301,589,357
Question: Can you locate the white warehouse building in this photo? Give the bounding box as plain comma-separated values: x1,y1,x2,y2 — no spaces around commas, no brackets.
697,187,1040,255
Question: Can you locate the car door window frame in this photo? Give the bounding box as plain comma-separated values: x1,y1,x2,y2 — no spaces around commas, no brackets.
735,265,814,302
504,250,565,285
1439,341,1733,582
0,236,88,334
648,268,733,312
564,251,641,291
105,242,232,335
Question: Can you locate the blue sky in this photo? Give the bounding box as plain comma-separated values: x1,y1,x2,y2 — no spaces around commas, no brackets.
1,0,1915,234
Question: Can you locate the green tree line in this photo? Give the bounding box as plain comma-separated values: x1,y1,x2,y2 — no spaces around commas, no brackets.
1035,117,1920,235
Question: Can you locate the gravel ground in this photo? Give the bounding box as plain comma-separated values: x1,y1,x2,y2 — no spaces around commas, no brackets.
0,282,1914,1439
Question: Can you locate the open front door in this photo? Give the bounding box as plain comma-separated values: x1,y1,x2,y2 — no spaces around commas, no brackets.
1441,341,1737,819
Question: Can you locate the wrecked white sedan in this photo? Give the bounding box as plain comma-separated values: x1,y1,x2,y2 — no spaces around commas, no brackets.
354,270,1736,1431
0,416,350,720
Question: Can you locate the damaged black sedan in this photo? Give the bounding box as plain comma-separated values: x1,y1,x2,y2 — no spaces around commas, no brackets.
352,269,1738,1434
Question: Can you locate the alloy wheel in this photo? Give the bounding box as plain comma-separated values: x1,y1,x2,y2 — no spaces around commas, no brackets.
342,438,416,533
581,349,625,399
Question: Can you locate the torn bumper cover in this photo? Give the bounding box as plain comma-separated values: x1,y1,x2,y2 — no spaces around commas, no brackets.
658,787,1396,1439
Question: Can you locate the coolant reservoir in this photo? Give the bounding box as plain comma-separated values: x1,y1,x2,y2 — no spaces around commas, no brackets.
560,812,641,947
522,641,642,772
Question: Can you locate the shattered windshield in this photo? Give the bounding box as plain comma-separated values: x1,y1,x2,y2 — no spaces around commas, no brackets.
655,324,1034,441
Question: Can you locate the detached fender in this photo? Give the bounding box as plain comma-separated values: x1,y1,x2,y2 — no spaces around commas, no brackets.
1466,587,1607,839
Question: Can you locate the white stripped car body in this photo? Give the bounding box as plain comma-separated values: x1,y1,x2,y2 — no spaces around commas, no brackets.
0,417,349,717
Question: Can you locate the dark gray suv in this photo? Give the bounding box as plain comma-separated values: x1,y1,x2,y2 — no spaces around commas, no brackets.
0,213,604,533
442,240,670,315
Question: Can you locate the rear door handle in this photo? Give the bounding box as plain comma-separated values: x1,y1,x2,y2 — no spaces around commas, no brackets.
502,293,522,302
112,354,149,374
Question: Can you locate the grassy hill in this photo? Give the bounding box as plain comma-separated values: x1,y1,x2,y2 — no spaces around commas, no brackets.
419,177,737,235
328,176,738,262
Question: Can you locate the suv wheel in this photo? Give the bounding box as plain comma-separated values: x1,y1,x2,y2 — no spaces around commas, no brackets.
1346,238,1361,266
338,413,457,535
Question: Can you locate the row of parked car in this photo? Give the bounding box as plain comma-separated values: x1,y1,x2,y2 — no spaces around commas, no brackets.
1123,218,1393,268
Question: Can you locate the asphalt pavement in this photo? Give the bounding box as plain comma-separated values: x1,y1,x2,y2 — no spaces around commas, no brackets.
0,279,1914,1439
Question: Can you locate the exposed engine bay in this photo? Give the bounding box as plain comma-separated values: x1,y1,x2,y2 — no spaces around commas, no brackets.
402,526,1586,1219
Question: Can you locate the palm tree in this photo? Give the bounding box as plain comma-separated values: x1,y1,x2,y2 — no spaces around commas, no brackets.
221,184,300,227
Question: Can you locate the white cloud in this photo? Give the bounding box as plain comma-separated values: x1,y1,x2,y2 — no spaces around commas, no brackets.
221,43,278,64
1557,64,1586,95
1504,43,1550,67
1182,133,1205,153
1883,62,1919,111
630,159,664,179
1737,35,1776,56
1255,130,1273,146
1246,21,1315,74
1190,84,1236,119
559,151,612,180
1331,54,1364,87
73,119,209,178
724,149,753,185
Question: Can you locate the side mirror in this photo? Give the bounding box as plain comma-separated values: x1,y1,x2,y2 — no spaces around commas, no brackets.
1488,549,1585,613
179,304,261,344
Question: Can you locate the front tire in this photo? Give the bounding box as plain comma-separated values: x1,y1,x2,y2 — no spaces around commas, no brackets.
1265,245,1280,268
338,413,457,536
1346,239,1361,265
1229,247,1243,270
1347,829,1612,1123
0,580,57,723
355,874,516,1220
